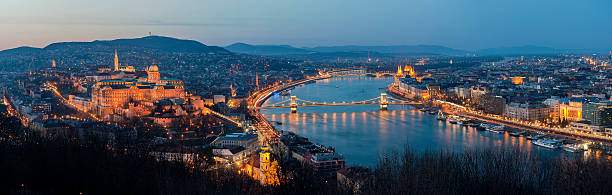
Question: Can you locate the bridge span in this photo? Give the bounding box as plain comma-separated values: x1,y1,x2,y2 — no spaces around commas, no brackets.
258,93,420,113
247,70,418,143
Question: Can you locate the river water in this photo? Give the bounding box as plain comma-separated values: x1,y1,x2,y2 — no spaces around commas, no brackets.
260,76,590,167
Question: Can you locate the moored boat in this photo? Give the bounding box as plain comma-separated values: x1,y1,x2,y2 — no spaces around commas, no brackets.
486,127,504,133
485,124,505,133
468,122,480,127
527,134,544,140
561,144,583,153
532,138,561,149
436,110,447,120
456,120,464,126
448,116,458,124
509,130,526,137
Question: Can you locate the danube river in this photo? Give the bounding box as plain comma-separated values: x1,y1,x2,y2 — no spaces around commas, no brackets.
260,76,579,167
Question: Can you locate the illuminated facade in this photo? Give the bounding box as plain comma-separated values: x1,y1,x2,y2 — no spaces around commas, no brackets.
504,102,550,122
560,100,583,122
510,76,526,85
91,65,186,119
113,50,135,72
259,146,279,185
243,145,280,186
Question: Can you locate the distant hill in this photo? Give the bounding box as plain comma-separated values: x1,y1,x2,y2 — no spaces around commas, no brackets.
42,36,229,53
0,36,228,56
0,46,43,54
225,43,468,56
225,43,310,55
305,45,468,56
476,45,559,55
0,36,230,71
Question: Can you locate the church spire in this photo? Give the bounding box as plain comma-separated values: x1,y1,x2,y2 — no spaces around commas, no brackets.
114,50,119,71
397,65,403,75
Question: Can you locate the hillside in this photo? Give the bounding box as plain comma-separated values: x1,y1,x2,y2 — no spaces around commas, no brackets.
306,45,468,56
225,43,310,55
0,36,230,71
41,36,229,53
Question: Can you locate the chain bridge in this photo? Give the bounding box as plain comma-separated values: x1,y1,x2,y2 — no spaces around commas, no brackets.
257,93,420,113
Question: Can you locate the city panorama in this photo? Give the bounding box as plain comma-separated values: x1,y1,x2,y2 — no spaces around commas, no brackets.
0,0,611,194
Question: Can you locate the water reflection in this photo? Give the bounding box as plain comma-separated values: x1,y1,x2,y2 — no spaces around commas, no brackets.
261,76,603,167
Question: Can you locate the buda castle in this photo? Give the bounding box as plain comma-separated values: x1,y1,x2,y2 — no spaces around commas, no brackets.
91,51,186,120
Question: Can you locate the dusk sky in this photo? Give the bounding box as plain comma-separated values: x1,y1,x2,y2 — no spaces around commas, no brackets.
2,0,611,50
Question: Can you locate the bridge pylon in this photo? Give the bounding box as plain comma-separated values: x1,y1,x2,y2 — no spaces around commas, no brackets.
290,96,297,113
380,93,388,110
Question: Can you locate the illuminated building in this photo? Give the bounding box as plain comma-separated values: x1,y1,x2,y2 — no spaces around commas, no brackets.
212,133,258,149
510,76,526,85
582,101,612,126
259,146,279,185
113,50,135,72
242,145,279,186
114,50,119,71
31,101,51,113
211,133,259,163
280,131,345,176
470,86,487,101
91,65,186,120
403,65,416,77
415,58,430,65
504,102,550,122
396,65,403,76
559,99,585,122
481,95,506,115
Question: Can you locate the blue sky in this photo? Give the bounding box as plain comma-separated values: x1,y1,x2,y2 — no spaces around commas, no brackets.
1,0,611,50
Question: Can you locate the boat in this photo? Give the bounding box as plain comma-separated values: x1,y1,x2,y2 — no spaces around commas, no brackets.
448,117,458,124
486,127,504,133
428,110,437,115
468,121,480,127
436,111,447,120
419,108,429,112
485,125,505,133
456,120,464,126
532,138,561,149
477,123,489,130
561,144,584,153
527,134,545,140
509,131,526,137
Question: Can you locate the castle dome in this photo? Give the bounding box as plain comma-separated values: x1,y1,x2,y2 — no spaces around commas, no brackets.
147,65,159,72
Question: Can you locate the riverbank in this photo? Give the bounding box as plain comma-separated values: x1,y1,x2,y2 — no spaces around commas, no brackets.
386,84,612,146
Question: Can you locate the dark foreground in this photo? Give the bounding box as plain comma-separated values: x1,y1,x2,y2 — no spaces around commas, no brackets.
0,138,610,194
0,106,610,194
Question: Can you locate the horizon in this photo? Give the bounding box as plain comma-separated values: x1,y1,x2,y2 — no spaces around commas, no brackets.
2,35,610,53
2,0,612,51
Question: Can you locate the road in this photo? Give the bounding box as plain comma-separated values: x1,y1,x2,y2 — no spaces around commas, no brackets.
248,74,332,144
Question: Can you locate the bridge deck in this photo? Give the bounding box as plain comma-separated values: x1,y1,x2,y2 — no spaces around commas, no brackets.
258,102,420,109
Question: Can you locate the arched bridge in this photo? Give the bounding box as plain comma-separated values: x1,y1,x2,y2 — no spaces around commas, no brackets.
326,68,395,77
257,93,420,113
